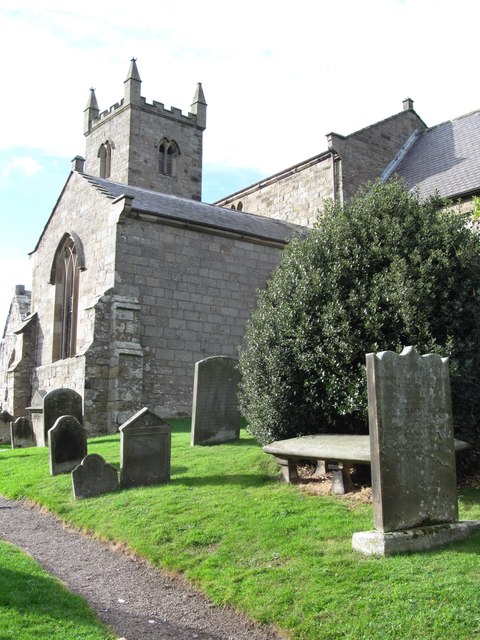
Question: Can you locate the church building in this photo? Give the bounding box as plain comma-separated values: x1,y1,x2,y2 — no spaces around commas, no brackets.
1,60,480,438
0,60,298,435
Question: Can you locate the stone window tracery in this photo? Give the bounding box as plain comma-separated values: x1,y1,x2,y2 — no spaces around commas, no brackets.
98,141,112,178
158,139,179,176
52,236,80,361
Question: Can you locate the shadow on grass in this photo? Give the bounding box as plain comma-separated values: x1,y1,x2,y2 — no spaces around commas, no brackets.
0,565,103,630
0,452,34,459
170,473,277,488
458,487,480,505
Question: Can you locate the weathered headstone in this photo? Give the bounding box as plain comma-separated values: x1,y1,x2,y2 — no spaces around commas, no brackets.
119,408,171,488
10,416,35,449
43,388,83,446
190,356,241,446
72,454,118,499
26,390,47,446
0,410,13,444
352,346,480,555
48,415,87,476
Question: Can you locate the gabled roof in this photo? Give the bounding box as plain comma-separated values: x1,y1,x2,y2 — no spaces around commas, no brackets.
394,109,480,200
83,175,302,244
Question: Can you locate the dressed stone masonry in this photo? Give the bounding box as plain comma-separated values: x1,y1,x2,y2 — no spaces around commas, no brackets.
352,346,480,556
72,453,119,499
119,407,171,488
191,356,241,446
48,415,87,476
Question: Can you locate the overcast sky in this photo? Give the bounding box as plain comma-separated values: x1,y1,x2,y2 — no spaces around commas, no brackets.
1,0,479,326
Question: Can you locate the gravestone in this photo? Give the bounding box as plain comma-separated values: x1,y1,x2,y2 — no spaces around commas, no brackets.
10,416,35,448
190,356,241,446
352,346,480,555
0,410,13,444
119,408,171,488
26,390,47,446
72,454,118,499
43,388,83,447
48,415,87,476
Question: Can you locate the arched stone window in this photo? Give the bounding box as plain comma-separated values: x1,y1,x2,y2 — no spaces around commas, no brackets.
51,233,85,361
237,201,243,211
98,141,113,178
158,138,179,176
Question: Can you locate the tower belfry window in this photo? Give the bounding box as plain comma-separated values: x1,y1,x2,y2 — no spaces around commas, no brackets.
98,141,112,178
52,236,81,361
158,139,179,176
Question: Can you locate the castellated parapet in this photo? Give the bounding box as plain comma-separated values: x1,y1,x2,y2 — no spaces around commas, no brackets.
84,59,206,201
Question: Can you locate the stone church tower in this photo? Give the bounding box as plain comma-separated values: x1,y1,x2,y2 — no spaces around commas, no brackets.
83,58,207,200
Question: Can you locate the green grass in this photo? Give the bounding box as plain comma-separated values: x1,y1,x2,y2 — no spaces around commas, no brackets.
0,540,114,640
1,418,480,640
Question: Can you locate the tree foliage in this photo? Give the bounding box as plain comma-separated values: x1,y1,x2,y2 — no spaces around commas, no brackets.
238,179,480,470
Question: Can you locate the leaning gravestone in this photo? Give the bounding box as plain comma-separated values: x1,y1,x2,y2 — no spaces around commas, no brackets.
48,415,87,476
43,388,83,447
191,356,241,446
119,408,171,488
72,454,118,499
352,346,480,555
11,416,35,449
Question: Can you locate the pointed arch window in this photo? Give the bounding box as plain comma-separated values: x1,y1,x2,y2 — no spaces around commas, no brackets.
51,234,85,361
98,141,112,178
158,139,179,176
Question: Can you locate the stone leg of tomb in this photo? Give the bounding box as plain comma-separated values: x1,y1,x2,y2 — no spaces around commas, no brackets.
316,460,327,475
275,457,299,482
329,461,354,494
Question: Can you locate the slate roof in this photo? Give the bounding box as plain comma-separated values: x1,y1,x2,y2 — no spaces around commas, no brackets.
83,175,302,244
394,109,480,200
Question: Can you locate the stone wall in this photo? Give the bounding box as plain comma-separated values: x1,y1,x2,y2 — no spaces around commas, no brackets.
215,153,334,226
113,217,285,421
328,108,426,202
0,286,32,419
215,106,426,225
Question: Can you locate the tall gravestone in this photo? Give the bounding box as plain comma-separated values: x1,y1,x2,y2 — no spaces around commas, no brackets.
48,415,87,476
119,408,171,488
26,390,47,446
72,454,119,499
352,346,480,555
10,416,35,449
44,388,83,446
191,356,241,446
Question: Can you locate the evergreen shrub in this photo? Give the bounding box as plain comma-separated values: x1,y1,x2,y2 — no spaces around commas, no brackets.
238,179,480,471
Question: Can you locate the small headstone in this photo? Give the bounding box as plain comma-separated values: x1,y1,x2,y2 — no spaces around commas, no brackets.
72,454,118,499
48,415,87,476
11,416,35,449
352,346,480,555
43,388,83,446
191,356,241,446
119,408,171,488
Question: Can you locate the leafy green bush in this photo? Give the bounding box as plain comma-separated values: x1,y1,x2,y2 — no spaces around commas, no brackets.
238,179,480,470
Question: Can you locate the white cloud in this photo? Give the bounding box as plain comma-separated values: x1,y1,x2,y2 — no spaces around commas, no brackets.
2,156,45,177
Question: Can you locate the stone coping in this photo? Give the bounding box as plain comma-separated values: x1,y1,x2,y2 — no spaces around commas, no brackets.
263,434,469,465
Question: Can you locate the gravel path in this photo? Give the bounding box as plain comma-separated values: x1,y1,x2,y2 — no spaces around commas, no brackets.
0,495,285,640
